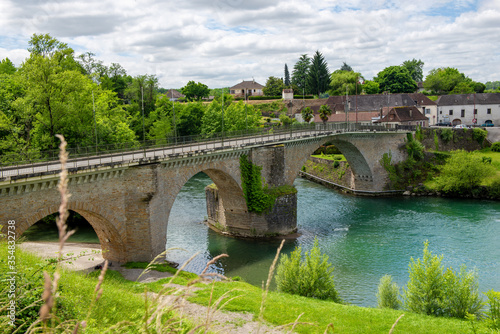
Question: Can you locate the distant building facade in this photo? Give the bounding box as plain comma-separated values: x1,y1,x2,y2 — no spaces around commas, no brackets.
436,93,500,126
374,106,429,128
165,89,185,101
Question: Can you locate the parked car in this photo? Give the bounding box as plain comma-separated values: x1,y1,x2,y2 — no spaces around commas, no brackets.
454,124,470,129
481,121,494,127
436,121,452,126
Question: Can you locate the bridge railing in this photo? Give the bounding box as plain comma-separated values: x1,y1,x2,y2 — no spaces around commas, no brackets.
0,122,409,179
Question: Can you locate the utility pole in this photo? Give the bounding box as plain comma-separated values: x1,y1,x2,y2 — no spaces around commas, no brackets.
141,86,145,142
92,91,97,153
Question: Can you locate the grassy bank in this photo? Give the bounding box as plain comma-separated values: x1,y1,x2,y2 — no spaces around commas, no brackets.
1,242,493,333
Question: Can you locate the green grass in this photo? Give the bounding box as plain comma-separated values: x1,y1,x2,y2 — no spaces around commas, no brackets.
311,154,346,161
189,281,480,334
1,243,494,333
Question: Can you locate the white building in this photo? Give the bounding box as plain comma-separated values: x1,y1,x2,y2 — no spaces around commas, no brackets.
436,93,500,126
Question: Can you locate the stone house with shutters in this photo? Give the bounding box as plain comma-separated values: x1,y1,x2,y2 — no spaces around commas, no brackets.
436,93,500,126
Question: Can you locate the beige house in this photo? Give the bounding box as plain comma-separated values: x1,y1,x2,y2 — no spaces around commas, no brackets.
229,80,264,98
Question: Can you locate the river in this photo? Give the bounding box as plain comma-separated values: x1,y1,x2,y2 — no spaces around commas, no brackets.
165,172,500,307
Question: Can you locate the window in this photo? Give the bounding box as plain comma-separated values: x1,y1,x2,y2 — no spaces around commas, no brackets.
449,110,453,116
487,108,492,114
440,110,442,115
425,108,430,115
474,109,478,115
461,109,465,117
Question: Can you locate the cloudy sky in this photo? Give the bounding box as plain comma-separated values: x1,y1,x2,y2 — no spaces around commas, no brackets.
0,0,499,89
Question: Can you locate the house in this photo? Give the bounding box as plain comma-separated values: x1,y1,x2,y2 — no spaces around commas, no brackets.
374,106,429,128
408,93,438,125
165,89,185,101
229,80,264,98
436,93,500,126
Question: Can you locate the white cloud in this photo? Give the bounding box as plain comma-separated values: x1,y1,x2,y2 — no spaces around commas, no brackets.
0,0,499,87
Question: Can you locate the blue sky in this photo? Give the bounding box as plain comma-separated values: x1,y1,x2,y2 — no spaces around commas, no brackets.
0,0,498,88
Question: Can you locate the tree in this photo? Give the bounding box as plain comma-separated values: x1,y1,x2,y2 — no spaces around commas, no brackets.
340,62,353,72
328,70,363,96
284,64,291,87
318,104,332,124
263,76,285,96
424,67,469,94
176,102,205,137
374,65,417,93
301,107,313,123
180,81,209,101
362,80,379,94
402,59,424,82
291,54,310,95
0,58,16,74
307,51,330,96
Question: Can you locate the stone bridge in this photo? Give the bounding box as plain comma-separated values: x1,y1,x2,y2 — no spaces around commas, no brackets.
0,132,407,262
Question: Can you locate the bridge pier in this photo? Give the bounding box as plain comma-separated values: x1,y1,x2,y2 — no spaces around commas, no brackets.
205,145,298,237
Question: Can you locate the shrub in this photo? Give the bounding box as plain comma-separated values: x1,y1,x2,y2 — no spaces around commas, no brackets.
325,145,341,155
434,130,439,151
443,265,483,318
488,178,500,199
440,128,453,143
472,128,488,145
275,238,340,302
406,139,425,161
435,150,496,195
404,241,484,319
333,160,340,168
491,142,500,152
485,290,500,330
377,275,401,309
403,241,446,316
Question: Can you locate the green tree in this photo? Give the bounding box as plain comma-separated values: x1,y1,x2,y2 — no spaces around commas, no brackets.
424,67,469,94
263,76,285,96
402,59,424,82
340,61,353,72
328,70,363,96
176,102,205,136
180,81,210,101
374,65,417,93
291,54,310,95
284,64,291,87
275,238,340,302
435,150,495,195
301,106,313,123
318,105,332,124
307,50,330,96
362,80,379,94
450,81,475,94
0,58,17,74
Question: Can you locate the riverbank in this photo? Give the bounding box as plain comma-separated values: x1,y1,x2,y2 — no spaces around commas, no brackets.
2,241,487,333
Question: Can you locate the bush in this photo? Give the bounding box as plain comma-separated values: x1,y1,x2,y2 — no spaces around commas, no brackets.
325,145,341,155
377,275,401,309
435,150,496,195
333,160,340,168
440,128,453,143
472,128,488,145
488,178,500,199
491,142,500,152
443,265,483,318
485,290,500,330
404,241,484,319
403,241,446,316
275,238,340,302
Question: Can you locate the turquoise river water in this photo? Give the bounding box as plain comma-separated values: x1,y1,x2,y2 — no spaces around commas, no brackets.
165,172,500,307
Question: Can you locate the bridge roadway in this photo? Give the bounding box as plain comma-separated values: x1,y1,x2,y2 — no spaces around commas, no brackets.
1,126,377,180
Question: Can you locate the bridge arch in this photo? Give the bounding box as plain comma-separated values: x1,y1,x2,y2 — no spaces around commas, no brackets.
21,202,126,262
285,136,374,190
